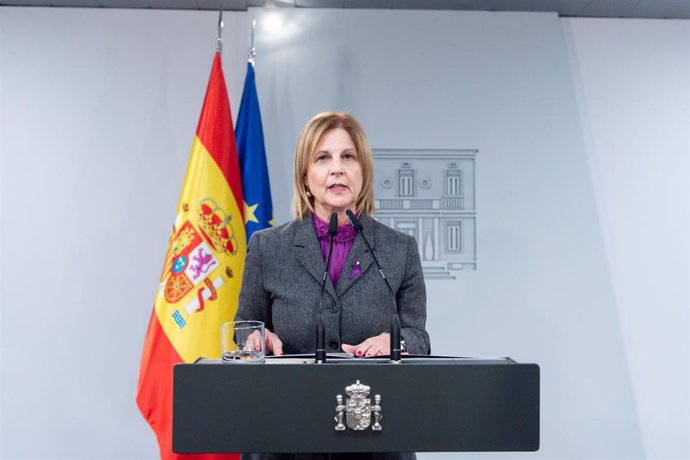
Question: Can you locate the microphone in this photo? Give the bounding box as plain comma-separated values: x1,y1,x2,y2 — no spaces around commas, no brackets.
316,212,339,363
345,210,402,363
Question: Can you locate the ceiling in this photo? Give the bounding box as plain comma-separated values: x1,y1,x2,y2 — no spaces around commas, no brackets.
1,0,689,19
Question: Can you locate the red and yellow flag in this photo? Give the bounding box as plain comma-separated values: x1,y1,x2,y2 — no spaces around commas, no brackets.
136,52,245,460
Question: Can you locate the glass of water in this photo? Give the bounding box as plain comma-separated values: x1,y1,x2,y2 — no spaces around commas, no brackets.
221,321,265,363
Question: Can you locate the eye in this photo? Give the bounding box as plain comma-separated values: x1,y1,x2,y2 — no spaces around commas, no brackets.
343,151,357,160
315,153,329,162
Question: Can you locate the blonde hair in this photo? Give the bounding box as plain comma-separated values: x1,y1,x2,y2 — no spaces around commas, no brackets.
292,112,375,219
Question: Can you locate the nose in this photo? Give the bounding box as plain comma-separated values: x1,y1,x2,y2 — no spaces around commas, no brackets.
330,160,344,176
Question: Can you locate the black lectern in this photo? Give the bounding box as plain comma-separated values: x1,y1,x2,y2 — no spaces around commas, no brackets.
173,356,539,454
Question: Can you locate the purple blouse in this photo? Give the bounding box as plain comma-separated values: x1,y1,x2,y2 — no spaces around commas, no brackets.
313,214,357,286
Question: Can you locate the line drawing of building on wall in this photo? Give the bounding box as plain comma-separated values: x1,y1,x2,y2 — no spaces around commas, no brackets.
373,149,477,279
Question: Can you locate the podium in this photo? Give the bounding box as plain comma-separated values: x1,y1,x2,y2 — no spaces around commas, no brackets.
173,356,539,454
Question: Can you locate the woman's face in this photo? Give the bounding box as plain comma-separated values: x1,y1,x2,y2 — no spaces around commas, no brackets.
306,127,363,221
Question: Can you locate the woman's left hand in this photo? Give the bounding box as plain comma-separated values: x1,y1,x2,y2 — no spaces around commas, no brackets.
342,332,390,357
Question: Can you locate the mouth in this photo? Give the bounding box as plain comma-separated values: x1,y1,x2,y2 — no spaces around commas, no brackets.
328,184,349,192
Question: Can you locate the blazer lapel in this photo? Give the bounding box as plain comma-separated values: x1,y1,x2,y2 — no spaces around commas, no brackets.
293,216,338,301
336,213,376,297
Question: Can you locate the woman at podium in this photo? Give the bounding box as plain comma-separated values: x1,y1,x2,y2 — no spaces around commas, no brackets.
236,111,430,360
235,112,428,459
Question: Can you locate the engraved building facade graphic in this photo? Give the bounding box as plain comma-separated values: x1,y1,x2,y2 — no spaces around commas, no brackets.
373,149,477,279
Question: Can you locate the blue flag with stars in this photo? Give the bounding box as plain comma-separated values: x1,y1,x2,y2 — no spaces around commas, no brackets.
236,62,274,241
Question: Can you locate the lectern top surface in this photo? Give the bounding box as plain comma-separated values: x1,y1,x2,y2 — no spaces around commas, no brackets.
193,355,518,365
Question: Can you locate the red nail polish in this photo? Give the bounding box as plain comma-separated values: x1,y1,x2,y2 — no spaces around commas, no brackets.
356,350,363,357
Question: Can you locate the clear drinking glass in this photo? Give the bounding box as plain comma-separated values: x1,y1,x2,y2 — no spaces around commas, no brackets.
221,320,265,363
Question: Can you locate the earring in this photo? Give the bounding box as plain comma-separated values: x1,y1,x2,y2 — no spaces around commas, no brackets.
305,187,312,198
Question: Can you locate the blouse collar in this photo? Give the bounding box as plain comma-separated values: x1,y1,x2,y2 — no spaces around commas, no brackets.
313,213,357,244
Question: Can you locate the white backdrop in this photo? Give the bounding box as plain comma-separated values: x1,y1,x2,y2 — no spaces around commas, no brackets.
1,7,688,460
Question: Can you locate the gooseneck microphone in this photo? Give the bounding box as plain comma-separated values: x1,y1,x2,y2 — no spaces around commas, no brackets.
316,212,339,364
345,210,403,363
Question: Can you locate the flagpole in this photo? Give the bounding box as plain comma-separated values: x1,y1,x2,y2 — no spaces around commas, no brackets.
236,18,274,240
217,7,224,55
249,18,256,67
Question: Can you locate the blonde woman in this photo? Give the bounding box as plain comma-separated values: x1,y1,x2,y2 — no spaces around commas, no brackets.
236,112,429,361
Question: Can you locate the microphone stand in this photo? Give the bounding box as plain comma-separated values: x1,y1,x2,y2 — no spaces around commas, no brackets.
345,210,402,363
316,213,338,363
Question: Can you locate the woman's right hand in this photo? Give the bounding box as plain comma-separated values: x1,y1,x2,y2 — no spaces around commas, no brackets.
246,329,284,356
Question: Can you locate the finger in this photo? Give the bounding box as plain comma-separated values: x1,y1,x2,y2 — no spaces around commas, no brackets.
243,331,261,351
371,336,390,354
373,347,389,356
251,330,263,351
365,343,384,357
272,337,284,356
355,338,377,357
243,337,257,351
342,344,365,357
262,331,273,353
265,331,284,356
363,342,377,357
368,344,387,357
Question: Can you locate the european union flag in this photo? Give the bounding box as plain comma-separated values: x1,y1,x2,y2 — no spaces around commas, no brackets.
236,62,274,241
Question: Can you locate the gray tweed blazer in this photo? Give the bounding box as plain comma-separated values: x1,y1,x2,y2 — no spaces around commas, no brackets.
236,213,430,355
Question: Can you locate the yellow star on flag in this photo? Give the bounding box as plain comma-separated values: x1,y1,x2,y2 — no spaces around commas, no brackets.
244,201,259,224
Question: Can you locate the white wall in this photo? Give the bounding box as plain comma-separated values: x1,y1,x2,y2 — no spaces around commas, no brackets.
562,18,690,459
1,6,688,460
0,7,251,459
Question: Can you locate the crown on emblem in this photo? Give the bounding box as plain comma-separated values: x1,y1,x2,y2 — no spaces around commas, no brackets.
345,380,370,398
197,198,237,255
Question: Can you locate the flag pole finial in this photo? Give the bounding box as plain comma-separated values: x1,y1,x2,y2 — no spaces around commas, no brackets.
249,18,256,67
217,8,224,55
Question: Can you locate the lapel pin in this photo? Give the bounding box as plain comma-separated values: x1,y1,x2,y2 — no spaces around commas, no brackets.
350,260,363,280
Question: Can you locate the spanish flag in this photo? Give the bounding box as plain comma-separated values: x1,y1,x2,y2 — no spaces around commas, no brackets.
136,52,244,460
